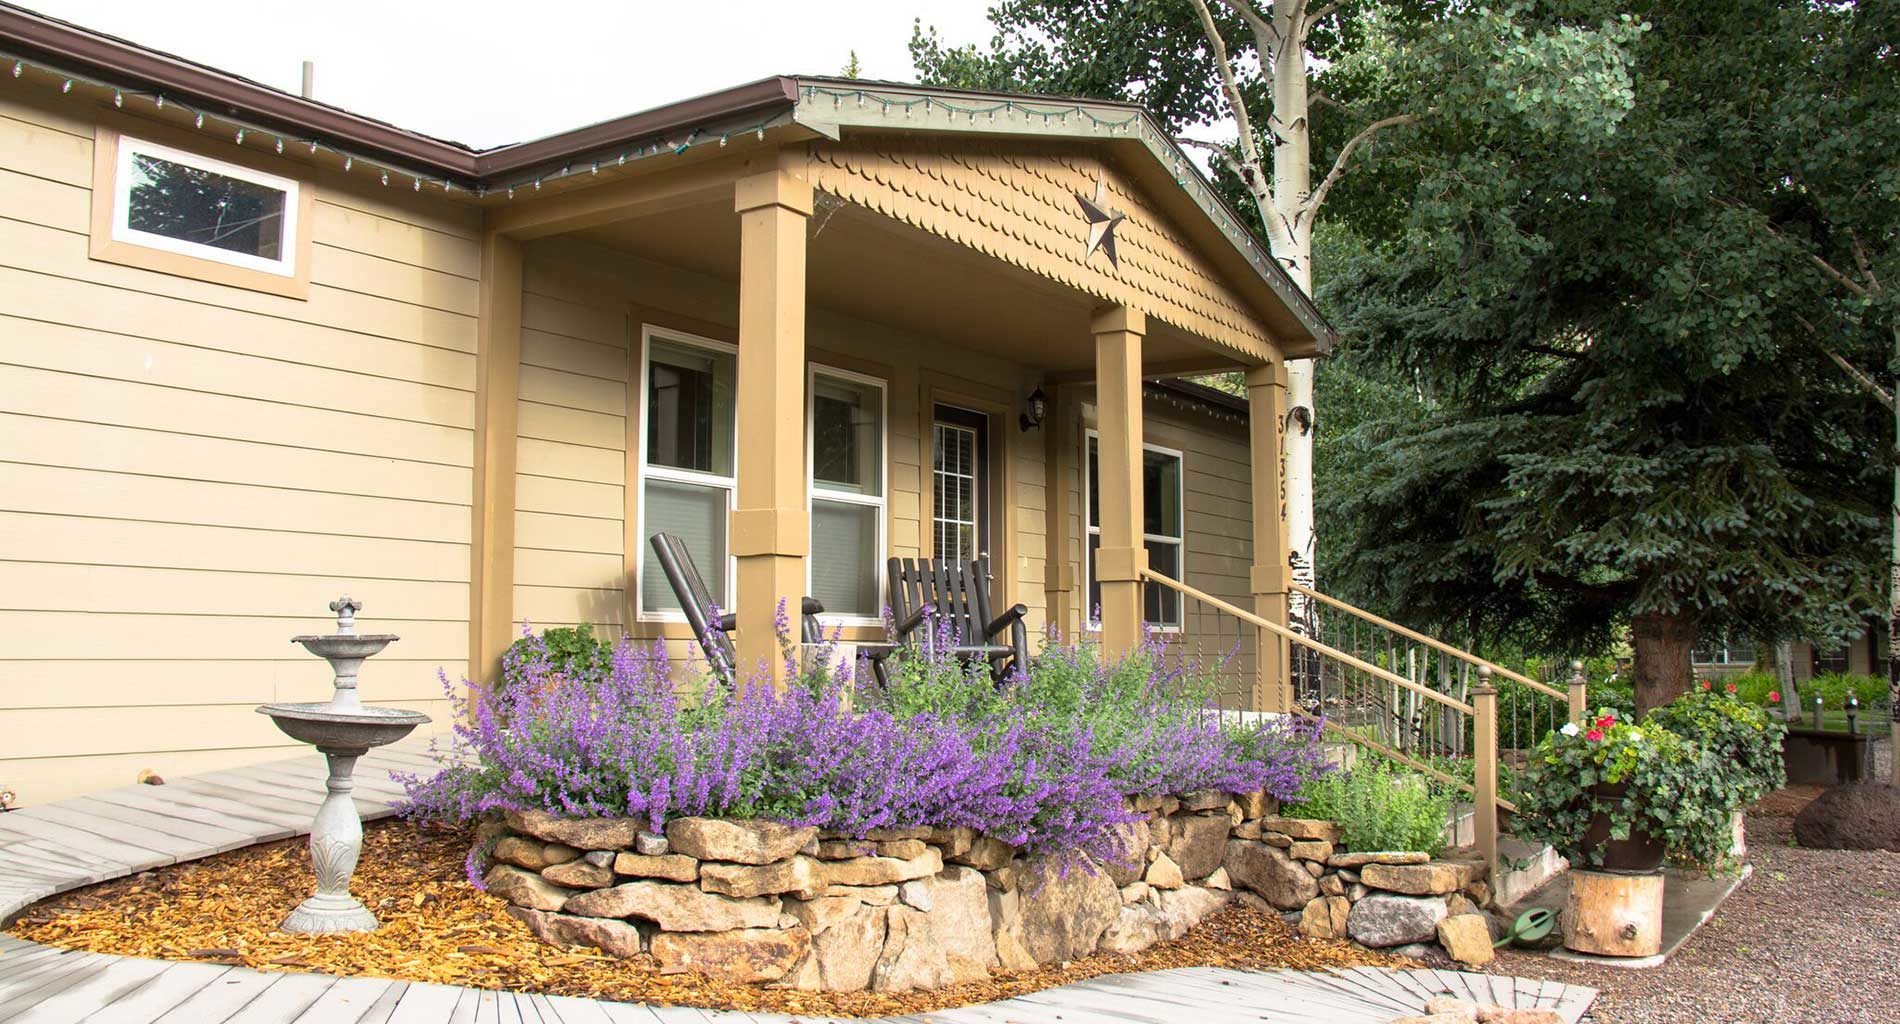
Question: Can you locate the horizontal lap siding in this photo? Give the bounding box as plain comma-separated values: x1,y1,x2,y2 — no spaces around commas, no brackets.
512,243,629,638
1065,393,1259,708
0,95,481,804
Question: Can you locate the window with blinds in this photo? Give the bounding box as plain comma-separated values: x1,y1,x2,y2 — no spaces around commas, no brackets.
809,368,886,620
639,330,737,617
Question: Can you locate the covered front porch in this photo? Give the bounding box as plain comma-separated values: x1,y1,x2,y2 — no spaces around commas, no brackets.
461,82,1331,706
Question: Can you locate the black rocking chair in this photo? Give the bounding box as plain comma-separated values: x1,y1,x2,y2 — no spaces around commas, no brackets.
861,556,1030,686
648,532,824,684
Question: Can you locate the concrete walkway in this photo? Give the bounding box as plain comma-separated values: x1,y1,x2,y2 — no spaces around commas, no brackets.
0,744,1598,1023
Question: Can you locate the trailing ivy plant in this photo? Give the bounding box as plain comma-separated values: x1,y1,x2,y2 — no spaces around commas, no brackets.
1513,711,1736,872
1648,684,1787,807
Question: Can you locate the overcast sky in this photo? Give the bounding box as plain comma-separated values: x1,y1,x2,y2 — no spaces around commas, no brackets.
25,1,1000,148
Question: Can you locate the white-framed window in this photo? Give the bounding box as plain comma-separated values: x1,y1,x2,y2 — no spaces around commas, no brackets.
111,135,301,277
636,326,738,621
808,365,887,623
1084,431,1185,630
1692,636,1755,666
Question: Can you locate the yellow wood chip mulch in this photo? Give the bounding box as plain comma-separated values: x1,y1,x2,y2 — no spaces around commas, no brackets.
8,819,1409,1018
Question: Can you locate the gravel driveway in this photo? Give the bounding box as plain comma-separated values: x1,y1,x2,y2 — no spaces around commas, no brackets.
1488,754,1900,1024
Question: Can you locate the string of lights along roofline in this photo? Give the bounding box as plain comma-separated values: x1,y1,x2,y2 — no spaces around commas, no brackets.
1,50,787,198
0,51,1286,295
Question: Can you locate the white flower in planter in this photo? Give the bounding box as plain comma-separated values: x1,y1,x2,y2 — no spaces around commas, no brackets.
1560,722,1580,737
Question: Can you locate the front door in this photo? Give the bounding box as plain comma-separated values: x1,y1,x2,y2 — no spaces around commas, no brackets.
931,404,991,564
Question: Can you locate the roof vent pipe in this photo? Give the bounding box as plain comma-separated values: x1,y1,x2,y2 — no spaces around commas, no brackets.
301,60,313,100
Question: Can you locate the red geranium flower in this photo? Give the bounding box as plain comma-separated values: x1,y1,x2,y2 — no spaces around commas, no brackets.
1701,680,1713,690
1595,715,1616,729
1585,728,1605,742
1726,682,1738,694
1768,690,1782,703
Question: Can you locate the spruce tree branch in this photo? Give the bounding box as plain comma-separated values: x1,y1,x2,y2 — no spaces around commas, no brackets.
1304,112,1418,223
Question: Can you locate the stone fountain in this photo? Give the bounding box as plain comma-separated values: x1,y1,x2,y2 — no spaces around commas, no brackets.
257,597,430,933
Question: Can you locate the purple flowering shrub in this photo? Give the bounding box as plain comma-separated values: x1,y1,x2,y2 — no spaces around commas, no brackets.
402,619,1330,861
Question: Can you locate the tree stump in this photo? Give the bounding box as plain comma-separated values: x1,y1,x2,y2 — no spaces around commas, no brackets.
1562,869,1663,957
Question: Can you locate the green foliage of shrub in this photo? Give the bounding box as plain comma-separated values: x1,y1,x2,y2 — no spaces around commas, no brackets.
1806,672,1890,708
502,624,612,690
1647,687,1786,806
1285,758,1452,856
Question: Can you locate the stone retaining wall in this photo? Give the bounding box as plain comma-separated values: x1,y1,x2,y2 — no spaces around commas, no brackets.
477,790,1498,991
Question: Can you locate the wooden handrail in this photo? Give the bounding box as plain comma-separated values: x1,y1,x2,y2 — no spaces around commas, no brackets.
1290,583,1569,702
1141,569,1474,715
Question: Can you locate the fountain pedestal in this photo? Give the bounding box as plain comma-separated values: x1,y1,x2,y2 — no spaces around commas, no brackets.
258,597,430,934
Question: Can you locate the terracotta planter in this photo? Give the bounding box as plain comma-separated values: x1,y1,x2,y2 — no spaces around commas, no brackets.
1576,782,1666,874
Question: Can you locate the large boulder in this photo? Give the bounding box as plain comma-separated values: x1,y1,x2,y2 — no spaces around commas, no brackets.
1360,862,1466,896
1099,905,1162,954
871,906,988,992
1793,783,1900,852
1013,854,1121,963
1223,840,1319,910
1100,820,1149,886
483,864,575,912
612,852,699,882
1436,913,1496,966
1151,884,1230,940
1347,893,1449,948
986,887,1038,970
700,856,823,899
506,907,644,958
905,867,998,968
563,880,780,931
784,894,887,991
649,927,810,984
1168,813,1232,880
665,817,818,865
1297,895,1351,940
821,846,943,887
504,810,642,850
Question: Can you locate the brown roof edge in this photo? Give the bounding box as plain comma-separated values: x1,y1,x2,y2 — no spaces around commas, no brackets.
0,3,798,184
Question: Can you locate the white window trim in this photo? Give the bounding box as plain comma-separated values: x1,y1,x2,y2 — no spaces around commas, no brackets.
1083,429,1186,632
635,325,738,624
808,363,888,626
112,135,301,278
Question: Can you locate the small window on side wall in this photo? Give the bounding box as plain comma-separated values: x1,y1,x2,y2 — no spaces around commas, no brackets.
91,131,313,298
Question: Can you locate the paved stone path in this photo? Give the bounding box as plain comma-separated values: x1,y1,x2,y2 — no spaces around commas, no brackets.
0,743,1597,1023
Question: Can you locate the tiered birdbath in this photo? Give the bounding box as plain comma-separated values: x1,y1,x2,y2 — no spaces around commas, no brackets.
257,597,430,933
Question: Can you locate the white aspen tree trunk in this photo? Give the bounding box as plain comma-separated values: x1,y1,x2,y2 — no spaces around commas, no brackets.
1268,0,1320,619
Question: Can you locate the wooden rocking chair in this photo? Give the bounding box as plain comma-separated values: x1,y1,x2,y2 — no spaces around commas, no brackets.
648,532,825,685
860,556,1030,686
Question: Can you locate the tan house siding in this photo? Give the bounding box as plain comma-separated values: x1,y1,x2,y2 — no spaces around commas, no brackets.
0,91,478,804
1058,389,1258,707
512,238,1052,659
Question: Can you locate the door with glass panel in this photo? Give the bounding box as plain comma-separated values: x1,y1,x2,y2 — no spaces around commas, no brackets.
932,405,991,565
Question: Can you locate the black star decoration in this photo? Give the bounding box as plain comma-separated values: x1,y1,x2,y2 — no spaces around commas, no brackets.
1074,174,1126,268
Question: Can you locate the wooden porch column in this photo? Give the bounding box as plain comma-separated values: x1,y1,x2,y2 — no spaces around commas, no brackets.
1245,361,1292,712
1093,306,1146,659
731,170,812,687
469,229,523,686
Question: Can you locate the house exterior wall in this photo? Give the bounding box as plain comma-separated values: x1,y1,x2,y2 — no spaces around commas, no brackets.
512,237,1051,666
0,91,478,804
1050,386,1259,708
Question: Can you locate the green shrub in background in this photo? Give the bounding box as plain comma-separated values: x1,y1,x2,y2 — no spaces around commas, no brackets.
1285,757,1452,855
502,624,613,691
1806,672,1890,708
1724,669,1782,706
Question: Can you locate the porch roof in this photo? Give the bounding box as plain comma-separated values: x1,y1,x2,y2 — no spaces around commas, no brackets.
0,2,1334,357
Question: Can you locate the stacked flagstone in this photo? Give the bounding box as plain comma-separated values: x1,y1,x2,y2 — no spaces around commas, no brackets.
478,790,1496,990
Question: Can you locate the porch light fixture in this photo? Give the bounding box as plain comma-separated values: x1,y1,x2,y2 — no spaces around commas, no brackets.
1019,387,1048,432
